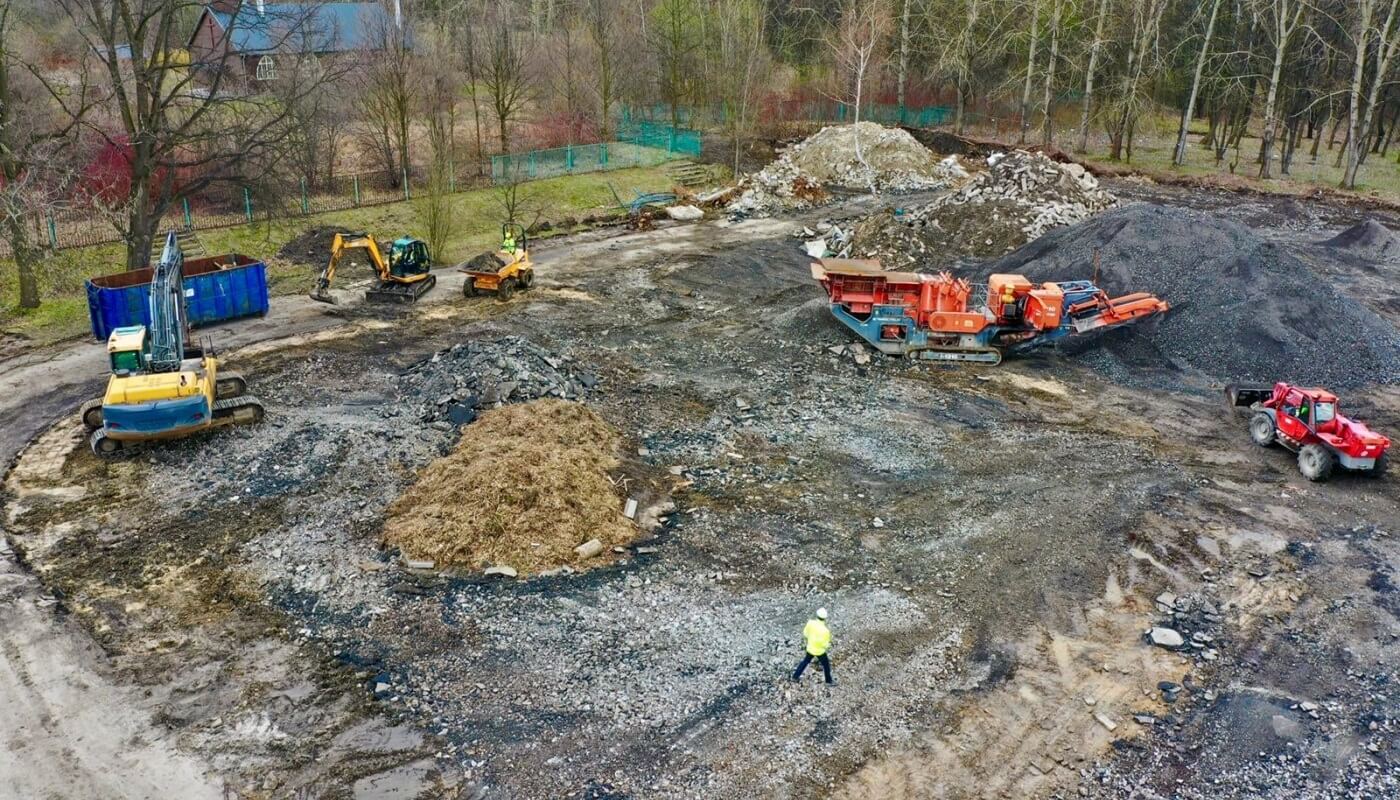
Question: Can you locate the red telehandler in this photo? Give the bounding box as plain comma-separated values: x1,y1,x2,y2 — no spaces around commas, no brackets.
1228,382,1390,481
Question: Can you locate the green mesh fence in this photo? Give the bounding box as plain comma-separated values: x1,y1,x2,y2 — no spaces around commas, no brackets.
490,140,691,184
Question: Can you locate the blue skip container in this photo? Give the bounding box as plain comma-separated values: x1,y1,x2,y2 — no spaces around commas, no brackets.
86,254,270,341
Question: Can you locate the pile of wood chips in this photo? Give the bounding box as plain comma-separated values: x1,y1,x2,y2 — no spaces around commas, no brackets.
382,400,636,574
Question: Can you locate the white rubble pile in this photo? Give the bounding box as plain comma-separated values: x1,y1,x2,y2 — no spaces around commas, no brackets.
907,149,1117,240
729,122,968,217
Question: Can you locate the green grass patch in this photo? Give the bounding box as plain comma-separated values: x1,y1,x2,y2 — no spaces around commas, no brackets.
1,164,693,348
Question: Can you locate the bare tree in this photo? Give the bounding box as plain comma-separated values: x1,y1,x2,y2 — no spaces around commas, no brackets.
48,0,352,269
1104,0,1169,161
358,3,417,187
1076,0,1110,153
1342,0,1400,188
714,0,768,173
1038,0,1067,147
0,2,95,309
822,0,892,183
895,0,913,111
1018,0,1042,144
587,0,619,137
481,4,533,153
650,0,703,129
1173,0,1224,165
931,0,1012,136
1252,0,1308,178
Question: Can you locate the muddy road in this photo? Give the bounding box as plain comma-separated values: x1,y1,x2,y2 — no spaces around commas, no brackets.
3,187,1398,799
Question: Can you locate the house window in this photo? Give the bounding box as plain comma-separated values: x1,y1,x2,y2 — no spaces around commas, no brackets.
255,55,275,81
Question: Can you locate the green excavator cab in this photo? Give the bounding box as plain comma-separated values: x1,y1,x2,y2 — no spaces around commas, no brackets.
388,237,431,278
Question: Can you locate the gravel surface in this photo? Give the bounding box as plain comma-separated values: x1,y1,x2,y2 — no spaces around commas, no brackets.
978,203,1400,389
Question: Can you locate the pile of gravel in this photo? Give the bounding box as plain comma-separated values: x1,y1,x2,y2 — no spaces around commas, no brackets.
399,336,599,424
978,203,1400,388
730,123,968,217
1318,219,1400,263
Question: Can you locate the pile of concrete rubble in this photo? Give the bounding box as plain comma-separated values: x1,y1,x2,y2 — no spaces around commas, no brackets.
907,149,1116,239
842,149,1120,264
729,122,968,217
399,337,599,426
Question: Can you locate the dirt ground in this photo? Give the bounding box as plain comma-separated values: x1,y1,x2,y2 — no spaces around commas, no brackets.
2,182,1398,799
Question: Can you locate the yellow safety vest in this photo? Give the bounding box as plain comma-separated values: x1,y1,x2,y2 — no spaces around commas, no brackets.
803,619,831,656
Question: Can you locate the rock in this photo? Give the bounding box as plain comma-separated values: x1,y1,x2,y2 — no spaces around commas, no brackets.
1147,627,1185,649
635,546,659,554
1299,701,1318,712
574,538,604,559
665,204,704,221
1133,714,1157,726
872,517,885,528
405,558,435,570
1271,714,1303,740
623,498,638,519
484,565,518,578
1155,591,1177,609
1093,712,1117,732
852,349,871,366
668,465,686,476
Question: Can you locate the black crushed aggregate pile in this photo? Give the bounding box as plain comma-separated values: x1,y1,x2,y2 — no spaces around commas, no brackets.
1317,218,1400,263
976,203,1400,389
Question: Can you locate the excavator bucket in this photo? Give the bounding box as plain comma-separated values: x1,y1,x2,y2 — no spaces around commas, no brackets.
310,279,338,305
1225,383,1274,408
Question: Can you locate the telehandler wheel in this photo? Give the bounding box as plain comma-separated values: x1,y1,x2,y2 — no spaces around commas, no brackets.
1249,413,1276,447
1368,452,1388,478
497,278,516,301
80,399,105,431
519,269,534,289
463,279,478,298
1298,444,1336,482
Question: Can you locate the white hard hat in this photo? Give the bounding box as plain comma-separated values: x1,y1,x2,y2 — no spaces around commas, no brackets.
816,607,828,620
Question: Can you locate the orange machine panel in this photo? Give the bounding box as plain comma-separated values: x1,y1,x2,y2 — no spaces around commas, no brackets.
1025,286,1065,330
924,311,990,334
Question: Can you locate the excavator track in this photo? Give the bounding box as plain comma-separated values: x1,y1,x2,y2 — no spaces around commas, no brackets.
215,372,248,400
79,399,105,431
89,427,124,456
911,347,1003,365
365,274,436,304
213,395,266,426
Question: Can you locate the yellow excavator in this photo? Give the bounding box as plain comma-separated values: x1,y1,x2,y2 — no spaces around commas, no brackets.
310,231,437,304
81,233,264,456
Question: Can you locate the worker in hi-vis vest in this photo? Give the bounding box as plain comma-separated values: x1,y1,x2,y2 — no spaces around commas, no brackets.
791,608,834,684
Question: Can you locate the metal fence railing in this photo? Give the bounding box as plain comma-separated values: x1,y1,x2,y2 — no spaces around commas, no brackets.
490,139,693,184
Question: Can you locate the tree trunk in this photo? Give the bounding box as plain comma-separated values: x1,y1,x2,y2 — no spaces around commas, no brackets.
1342,0,1375,187
1345,0,1400,186
1039,0,1062,147
896,0,911,112
1076,0,1108,153
1258,38,1287,178
1174,0,1223,165
5,215,40,309
1019,1,1041,145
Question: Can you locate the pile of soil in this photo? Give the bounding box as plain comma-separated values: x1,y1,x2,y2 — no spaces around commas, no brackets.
730,123,968,217
847,150,1118,263
382,400,635,573
276,225,344,266
978,203,1400,388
